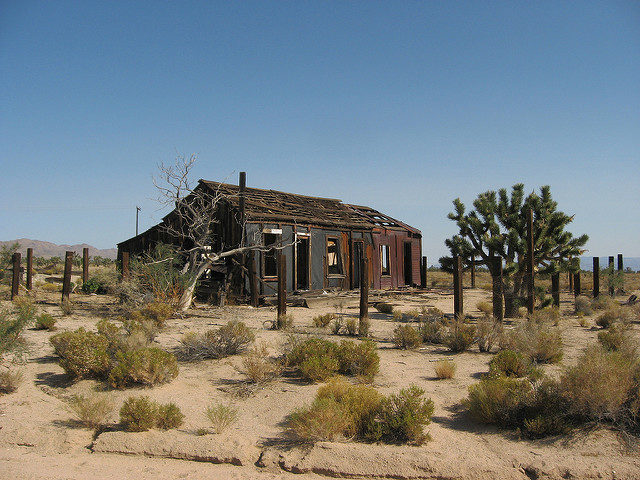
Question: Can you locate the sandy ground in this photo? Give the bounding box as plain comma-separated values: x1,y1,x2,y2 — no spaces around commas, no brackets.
1,286,639,479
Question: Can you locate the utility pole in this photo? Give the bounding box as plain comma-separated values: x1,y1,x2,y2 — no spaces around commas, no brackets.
136,206,141,236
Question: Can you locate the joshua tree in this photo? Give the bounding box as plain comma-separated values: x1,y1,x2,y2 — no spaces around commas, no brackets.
440,184,588,317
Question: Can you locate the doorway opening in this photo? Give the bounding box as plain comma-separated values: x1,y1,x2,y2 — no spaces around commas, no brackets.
403,242,412,286
295,235,310,290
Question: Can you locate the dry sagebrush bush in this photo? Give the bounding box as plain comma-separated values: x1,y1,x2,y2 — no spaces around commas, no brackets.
0,368,23,394
239,343,282,383
59,299,73,316
393,325,422,349
574,295,592,316
178,320,255,361
488,350,539,379
345,318,358,336
419,318,445,344
336,340,379,382
120,396,184,432
476,316,501,352
34,313,56,331
50,328,111,378
444,321,476,353
108,347,178,389
596,305,634,329
67,394,115,429
312,313,336,328
374,302,393,314
500,319,563,364
597,324,630,351
434,360,456,379
529,307,561,326
372,385,434,445
206,403,238,433
476,301,493,316
13,296,37,323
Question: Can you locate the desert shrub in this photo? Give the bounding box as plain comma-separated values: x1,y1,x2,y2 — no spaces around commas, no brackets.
13,296,37,323
476,301,493,316
434,360,456,379
375,302,393,314
313,313,336,328
393,325,422,349
82,276,110,294
592,295,616,311
466,376,533,428
108,347,178,389
67,394,115,429
370,385,434,445
139,302,174,328
574,295,592,316
345,318,358,336
239,343,281,383
596,306,633,329
418,318,445,344
300,354,340,382
0,368,23,394
0,308,29,355
500,320,563,364
560,346,636,422
34,313,56,331
597,324,629,351
120,395,159,432
489,350,535,378
317,378,382,436
59,299,73,316
50,328,111,378
205,403,238,434
476,316,501,352
336,340,379,381
530,307,561,326
331,317,344,335
157,402,185,430
40,283,61,293
177,320,255,361
275,313,294,330
444,321,476,353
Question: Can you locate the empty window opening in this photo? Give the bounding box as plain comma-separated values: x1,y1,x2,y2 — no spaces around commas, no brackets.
327,238,342,275
381,245,390,276
264,232,278,277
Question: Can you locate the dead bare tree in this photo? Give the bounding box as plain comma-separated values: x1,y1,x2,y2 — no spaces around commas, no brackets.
153,154,291,311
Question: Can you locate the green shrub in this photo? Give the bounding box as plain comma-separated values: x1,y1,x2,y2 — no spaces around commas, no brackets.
393,325,422,349
444,322,476,353
313,313,336,328
67,394,115,429
288,396,352,441
50,328,111,378
331,317,344,335
120,395,159,432
139,302,174,328
371,385,434,445
336,340,379,381
157,402,185,430
82,277,109,294
466,376,533,428
0,308,29,355
434,360,456,379
375,303,393,314
489,350,535,378
13,297,37,324
108,347,178,389
0,369,23,394
205,403,238,434
34,313,56,331
177,320,255,361
300,354,340,382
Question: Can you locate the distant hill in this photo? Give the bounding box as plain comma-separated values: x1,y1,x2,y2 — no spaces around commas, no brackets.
0,238,117,260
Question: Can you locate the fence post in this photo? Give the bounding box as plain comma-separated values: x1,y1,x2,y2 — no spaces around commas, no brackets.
470,256,476,288
618,254,624,291
82,247,89,284
551,272,560,307
26,248,33,291
359,254,369,332
11,252,21,300
62,251,73,302
492,256,503,322
527,208,535,314
277,252,286,326
608,256,615,296
420,256,427,289
122,251,130,280
453,256,463,319
592,257,599,298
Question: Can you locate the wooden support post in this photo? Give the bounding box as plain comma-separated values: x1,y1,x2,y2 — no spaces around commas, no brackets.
277,252,286,326
122,251,130,280
248,250,259,308
608,256,615,296
573,271,581,297
453,256,463,319
359,254,369,329
592,257,599,298
26,248,33,291
62,251,73,302
551,273,560,308
492,256,503,322
470,256,476,288
617,253,624,291
420,256,427,289
82,247,89,284
568,270,573,292
526,208,535,314
11,252,21,300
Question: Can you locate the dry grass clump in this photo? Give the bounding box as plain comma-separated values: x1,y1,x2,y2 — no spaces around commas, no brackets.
345,318,358,336
0,368,23,394
392,310,420,323
287,378,433,445
312,313,336,328
239,343,282,383
574,295,592,316
592,295,617,311
286,338,379,383
205,403,238,433
595,305,633,329
444,319,476,353
0,307,30,356
476,315,501,352
434,360,456,379
59,299,73,316
375,302,394,314
67,394,115,429
500,319,563,364
34,313,56,331
120,395,184,432
476,301,493,316
392,325,422,349
529,307,561,326
597,324,631,351
108,347,178,389
177,320,255,361
13,296,37,323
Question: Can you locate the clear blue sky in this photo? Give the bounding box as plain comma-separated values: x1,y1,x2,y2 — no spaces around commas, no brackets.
1,1,638,261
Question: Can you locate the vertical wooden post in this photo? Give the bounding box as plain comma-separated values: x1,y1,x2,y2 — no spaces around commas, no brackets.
617,253,624,291
11,252,21,300
573,271,581,297
592,257,599,298
248,250,259,308
526,208,535,314
82,247,89,284
551,273,560,307
608,256,615,296
277,252,286,326
568,270,573,292
26,248,33,291
420,256,427,289
62,251,73,302
359,254,369,325
492,256,503,322
453,256,463,319
122,251,130,280
470,256,476,288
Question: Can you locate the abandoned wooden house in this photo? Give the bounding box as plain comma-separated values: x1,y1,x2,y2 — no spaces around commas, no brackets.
117,175,422,303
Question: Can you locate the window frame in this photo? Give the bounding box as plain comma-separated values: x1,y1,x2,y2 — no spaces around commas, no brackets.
380,244,391,276
325,236,344,277
262,232,280,279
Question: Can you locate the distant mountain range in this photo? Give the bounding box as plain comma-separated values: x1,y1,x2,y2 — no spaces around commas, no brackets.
0,238,117,260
